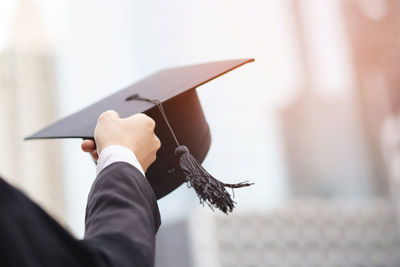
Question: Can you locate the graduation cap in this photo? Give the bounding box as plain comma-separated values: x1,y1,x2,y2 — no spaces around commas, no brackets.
26,58,254,213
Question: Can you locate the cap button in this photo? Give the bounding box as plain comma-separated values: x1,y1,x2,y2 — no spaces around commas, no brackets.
175,145,189,157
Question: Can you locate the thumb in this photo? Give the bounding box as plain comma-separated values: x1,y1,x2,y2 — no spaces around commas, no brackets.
81,139,96,152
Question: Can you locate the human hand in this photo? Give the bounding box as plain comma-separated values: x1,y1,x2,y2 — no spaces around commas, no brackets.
81,139,98,162
92,110,161,172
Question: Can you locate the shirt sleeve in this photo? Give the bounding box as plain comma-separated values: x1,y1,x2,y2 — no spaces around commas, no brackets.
96,145,145,177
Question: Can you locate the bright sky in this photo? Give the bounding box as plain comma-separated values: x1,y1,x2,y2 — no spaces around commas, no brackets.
0,0,18,51
0,0,68,52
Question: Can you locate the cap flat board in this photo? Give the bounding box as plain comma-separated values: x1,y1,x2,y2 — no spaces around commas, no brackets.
26,58,254,140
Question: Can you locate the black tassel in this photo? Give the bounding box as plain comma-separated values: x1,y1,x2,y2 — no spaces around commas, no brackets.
127,94,253,213
175,145,253,214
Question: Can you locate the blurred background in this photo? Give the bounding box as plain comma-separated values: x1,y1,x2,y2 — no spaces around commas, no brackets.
1,0,400,266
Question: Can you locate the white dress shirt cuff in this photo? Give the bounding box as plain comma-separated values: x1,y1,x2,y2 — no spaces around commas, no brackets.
96,145,145,177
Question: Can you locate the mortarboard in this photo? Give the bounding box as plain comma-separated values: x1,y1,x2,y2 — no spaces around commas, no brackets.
26,58,254,213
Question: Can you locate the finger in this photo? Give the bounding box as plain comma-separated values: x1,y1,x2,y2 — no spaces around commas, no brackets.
98,110,120,121
128,113,155,130
91,149,99,161
81,139,96,152
154,135,161,151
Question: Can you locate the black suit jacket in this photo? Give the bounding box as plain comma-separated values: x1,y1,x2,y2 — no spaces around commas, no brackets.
0,162,161,267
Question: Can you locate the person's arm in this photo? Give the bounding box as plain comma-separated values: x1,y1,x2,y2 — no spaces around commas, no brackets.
85,162,160,266
0,111,161,267
82,111,162,267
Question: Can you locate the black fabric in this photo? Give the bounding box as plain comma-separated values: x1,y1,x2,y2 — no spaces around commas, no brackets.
0,162,161,267
85,162,161,265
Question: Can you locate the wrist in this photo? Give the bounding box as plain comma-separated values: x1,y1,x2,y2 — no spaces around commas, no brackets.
97,141,135,155
97,145,145,176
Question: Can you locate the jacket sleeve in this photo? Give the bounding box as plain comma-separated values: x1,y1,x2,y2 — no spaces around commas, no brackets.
84,162,161,267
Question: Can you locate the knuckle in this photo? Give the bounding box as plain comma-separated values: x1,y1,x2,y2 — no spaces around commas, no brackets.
97,113,106,122
103,110,115,116
145,117,156,129
154,136,161,149
98,110,115,121
132,114,155,128
134,113,147,119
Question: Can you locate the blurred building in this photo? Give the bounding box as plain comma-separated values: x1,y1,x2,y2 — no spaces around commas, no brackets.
279,89,377,197
364,0,400,226
156,200,400,267
342,0,400,194
279,0,392,198
0,0,64,220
